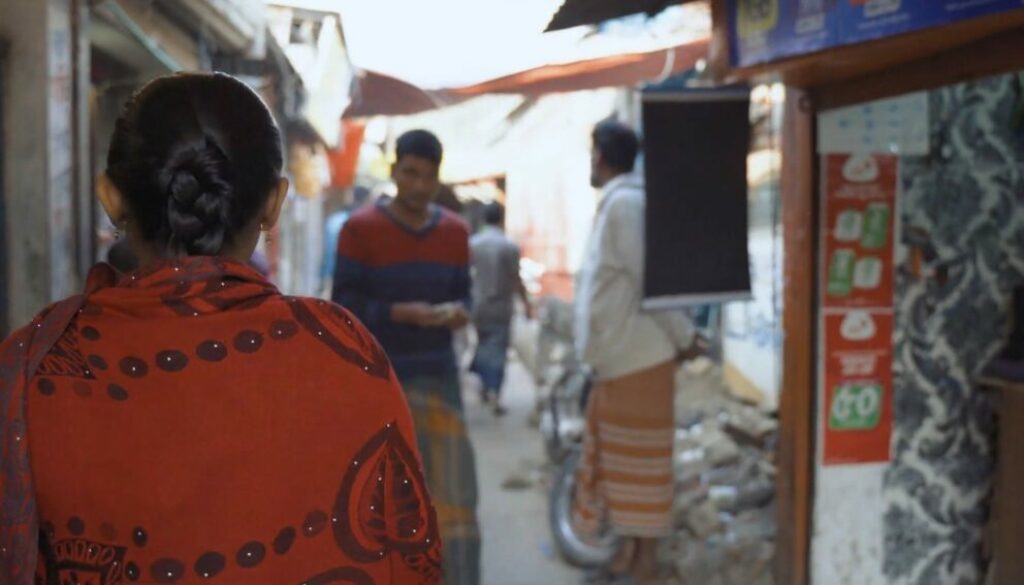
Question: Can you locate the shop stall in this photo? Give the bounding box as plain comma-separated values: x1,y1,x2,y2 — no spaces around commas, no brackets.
710,1,1024,583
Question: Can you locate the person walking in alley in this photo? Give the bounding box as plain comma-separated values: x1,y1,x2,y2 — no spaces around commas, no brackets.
574,120,702,584
469,202,532,416
0,73,441,585
332,130,481,585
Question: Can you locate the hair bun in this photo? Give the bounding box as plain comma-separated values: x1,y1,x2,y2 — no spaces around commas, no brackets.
105,73,284,258
161,138,233,256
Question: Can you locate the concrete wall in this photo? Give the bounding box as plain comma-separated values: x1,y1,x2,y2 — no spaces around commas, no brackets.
0,0,80,330
723,88,784,409
723,226,782,408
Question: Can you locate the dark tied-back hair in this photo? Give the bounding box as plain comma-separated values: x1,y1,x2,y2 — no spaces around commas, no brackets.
483,202,504,226
106,239,139,273
592,120,640,174
106,72,283,257
396,129,443,166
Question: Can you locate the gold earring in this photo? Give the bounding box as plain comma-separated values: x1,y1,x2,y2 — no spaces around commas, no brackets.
261,223,272,244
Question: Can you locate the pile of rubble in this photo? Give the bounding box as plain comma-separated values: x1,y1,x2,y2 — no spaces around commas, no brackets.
666,360,779,585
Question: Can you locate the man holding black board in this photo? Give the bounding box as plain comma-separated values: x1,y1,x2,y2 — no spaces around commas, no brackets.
573,120,704,584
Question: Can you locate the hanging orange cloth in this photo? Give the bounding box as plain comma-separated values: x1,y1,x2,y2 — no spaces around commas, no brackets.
329,121,367,189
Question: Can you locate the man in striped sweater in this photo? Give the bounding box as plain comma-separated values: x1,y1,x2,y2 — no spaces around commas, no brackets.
332,130,480,585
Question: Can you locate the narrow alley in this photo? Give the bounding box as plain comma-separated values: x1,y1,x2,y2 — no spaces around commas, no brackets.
3,1,1024,584
465,360,581,585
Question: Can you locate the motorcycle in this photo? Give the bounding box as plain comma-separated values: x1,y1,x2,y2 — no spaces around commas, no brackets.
540,302,722,569
532,298,620,567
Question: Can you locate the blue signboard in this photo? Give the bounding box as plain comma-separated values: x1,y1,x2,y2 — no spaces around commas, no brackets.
833,0,941,46
730,0,838,66
731,0,1023,67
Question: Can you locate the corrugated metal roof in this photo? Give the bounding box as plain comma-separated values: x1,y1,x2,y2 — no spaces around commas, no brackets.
342,38,708,118
449,39,708,96
545,0,683,32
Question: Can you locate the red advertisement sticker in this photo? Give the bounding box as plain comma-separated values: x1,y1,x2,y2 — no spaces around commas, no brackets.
822,310,893,465
822,154,898,309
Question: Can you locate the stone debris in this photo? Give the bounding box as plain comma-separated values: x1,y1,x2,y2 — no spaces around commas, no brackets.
670,365,778,585
683,498,725,538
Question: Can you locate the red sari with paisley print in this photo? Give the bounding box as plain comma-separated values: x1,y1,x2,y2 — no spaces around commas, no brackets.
0,257,441,585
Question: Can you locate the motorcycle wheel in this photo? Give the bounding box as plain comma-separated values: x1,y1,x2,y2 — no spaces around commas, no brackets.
548,447,620,568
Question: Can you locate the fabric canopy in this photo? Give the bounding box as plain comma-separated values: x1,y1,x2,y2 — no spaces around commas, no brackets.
449,39,708,97
342,38,708,117
344,69,456,118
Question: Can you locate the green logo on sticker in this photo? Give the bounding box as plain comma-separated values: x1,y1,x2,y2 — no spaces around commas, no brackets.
829,383,882,430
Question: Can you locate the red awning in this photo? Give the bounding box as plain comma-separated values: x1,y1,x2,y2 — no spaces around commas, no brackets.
343,38,708,117
447,39,708,97
344,69,455,118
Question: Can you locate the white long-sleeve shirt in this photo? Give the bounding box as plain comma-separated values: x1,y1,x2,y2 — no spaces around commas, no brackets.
575,174,695,381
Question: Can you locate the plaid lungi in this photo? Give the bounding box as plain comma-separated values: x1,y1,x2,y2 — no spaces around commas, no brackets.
403,373,481,585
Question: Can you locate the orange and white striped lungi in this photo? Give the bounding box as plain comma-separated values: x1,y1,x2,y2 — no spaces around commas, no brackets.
573,360,677,538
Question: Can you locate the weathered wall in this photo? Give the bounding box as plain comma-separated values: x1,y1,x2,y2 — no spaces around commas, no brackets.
0,0,79,331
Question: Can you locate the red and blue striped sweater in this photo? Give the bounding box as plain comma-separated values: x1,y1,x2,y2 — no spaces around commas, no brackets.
331,201,471,380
